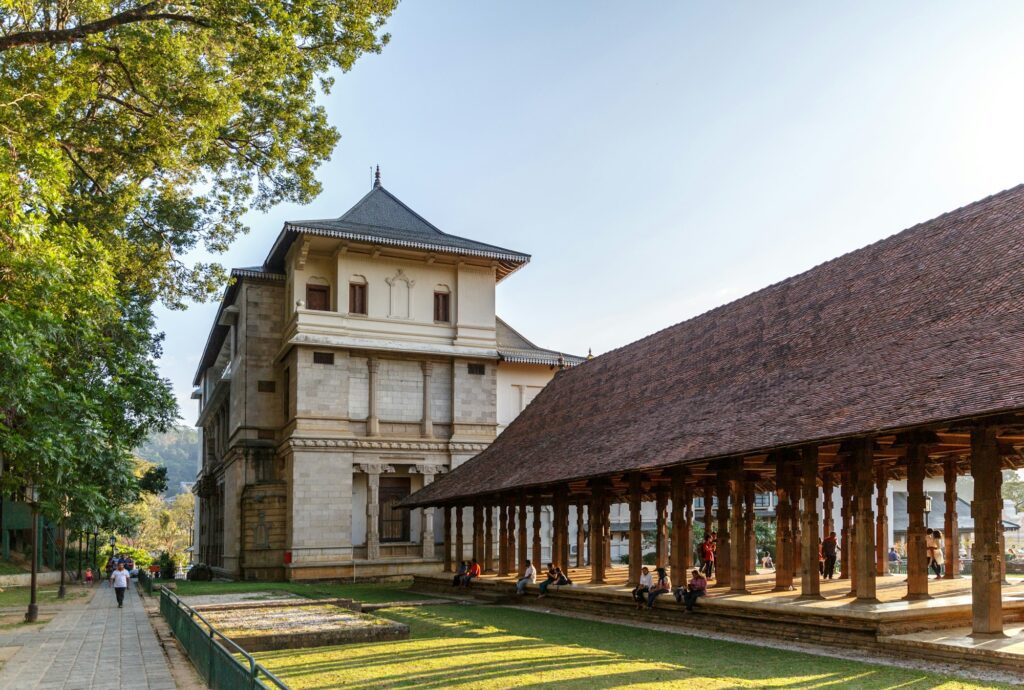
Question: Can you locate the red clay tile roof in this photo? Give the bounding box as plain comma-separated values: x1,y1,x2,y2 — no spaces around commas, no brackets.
406,185,1024,507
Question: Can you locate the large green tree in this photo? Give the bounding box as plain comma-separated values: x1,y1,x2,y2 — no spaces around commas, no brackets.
0,1,396,531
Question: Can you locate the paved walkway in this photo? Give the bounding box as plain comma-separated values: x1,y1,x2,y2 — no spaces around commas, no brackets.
0,585,176,689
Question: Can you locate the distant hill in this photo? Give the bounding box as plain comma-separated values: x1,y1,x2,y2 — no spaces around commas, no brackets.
135,426,199,496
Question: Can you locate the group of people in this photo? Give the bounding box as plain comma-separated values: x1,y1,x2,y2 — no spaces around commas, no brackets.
630,566,708,611
513,561,572,596
451,559,482,588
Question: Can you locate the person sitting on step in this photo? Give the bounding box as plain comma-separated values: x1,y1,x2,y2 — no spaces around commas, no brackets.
461,559,482,588
675,568,708,612
645,567,672,610
516,559,537,595
452,560,468,587
632,566,653,609
539,564,569,597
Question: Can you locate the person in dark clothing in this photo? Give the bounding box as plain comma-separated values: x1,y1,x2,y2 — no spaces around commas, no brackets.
822,531,839,579
674,569,708,611
452,561,468,586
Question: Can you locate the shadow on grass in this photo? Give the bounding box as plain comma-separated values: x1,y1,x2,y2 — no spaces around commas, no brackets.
257,605,1007,690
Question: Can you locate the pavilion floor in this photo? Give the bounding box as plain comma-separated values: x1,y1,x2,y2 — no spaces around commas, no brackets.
412,565,1024,675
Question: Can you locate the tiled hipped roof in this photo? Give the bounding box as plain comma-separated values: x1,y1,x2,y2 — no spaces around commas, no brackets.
406,185,1024,507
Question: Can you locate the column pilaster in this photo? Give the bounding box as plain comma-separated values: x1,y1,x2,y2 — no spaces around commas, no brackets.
421,361,434,438
800,446,822,599
944,457,961,579
366,357,380,437
970,425,1003,636
904,440,930,599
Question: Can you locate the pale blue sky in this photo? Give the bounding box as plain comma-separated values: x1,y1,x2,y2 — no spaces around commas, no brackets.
159,2,1024,420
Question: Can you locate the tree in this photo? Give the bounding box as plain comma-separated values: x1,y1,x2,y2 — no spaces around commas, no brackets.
1,1,395,539
1004,470,1024,514
0,0,397,306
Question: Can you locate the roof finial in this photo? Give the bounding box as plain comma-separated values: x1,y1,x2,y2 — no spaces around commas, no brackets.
374,164,381,188
587,348,593,360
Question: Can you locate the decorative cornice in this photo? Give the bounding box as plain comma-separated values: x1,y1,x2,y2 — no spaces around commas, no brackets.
409,464,448,475
281,438,489,453
356,463,395,474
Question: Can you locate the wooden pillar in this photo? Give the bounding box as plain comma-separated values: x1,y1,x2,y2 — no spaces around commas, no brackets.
745,479,757,575
703,483,714,538
576,498,586,568
904,440,930,599
875,465,889,576
970,425,1003,636
472,504,485,563
484,504,494,572
716,475,732,588
728,460,748,593
822,471,834,539
800,446,822,598
497,503,509,576
628,474,643,585
506,500,517,573
944,458,961,579
443,506,453,572
791,467,803,580
454,505,464,565
551,498,564,571
531,495,543,567
774,456,794,591
853,439,877,601
589,481,607,584
517,500,527,570
670,470,689,583
655,486,669,568
840,474,852,580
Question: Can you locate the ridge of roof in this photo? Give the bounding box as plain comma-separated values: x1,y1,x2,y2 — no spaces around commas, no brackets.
496,317,586,366
264,185,530,276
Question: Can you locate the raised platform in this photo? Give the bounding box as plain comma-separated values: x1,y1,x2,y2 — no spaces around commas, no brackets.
412,566,1024,675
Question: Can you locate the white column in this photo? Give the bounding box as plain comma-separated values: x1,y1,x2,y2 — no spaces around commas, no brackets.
421,361,434,438
411,464,446,559
367,358,380,436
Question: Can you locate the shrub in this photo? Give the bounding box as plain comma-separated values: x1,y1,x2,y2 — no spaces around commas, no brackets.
187,563,214,581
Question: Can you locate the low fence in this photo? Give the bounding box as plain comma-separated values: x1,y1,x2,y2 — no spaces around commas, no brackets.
159,587,290,690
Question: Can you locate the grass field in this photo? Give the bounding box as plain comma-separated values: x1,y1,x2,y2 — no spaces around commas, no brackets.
0,586,89,608
173,579,424,604
255,603,1012,690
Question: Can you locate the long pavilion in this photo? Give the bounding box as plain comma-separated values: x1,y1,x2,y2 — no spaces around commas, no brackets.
403,184,1024,639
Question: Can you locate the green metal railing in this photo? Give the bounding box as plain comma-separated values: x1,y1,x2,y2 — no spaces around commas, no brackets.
159,587,290,690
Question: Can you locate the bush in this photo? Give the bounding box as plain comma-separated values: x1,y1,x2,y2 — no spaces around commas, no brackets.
100,544,154,569
187,563,214,581
158,552,177,579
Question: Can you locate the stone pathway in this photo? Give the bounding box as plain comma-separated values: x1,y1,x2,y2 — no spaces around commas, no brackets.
0,585,176,689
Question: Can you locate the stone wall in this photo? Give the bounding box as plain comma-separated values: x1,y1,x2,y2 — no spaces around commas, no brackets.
286,448,354,563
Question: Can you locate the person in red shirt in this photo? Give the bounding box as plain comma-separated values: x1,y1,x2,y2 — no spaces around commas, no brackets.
700,534,715,578
460,559,482,588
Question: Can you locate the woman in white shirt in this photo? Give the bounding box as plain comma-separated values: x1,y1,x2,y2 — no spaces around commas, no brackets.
632,567,652,609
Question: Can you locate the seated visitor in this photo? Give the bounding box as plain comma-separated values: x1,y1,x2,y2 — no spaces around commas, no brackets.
461,559,482,588
632,566,652,609
761,551,774,570
452,560,468,587
539,564,569,597
674,568,708,612
516,559,537,595
645,567,671,609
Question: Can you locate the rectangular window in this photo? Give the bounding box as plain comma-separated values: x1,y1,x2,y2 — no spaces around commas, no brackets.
257,380,276,393
305,284,330,311
313,351,335,365
433,291,451,323
467,363,485,376
349,283,367,315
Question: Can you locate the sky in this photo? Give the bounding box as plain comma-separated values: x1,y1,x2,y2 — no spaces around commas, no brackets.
158,1,1024,421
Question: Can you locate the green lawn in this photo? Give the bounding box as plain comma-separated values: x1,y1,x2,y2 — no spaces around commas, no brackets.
0,560,26,576
174,579,425,604
0,586,89,608
255,603,1011,690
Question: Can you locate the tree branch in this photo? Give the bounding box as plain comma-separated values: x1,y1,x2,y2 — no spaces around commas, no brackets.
0,4,211,51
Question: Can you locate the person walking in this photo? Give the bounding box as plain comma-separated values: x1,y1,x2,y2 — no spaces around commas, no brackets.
110,562,130,608
822,531,839,580
930,530,945,579
700,534,715,578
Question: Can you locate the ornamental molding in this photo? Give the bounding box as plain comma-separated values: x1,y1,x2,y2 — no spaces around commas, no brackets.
356,463,396,475
281,438,489,453
409,464,448,475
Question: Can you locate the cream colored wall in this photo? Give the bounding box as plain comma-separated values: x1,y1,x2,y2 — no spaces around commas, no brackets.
284,241,499,355
497,363,558,431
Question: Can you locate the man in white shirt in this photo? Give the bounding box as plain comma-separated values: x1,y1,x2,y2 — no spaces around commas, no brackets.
110,562,131,608
516,560,536,595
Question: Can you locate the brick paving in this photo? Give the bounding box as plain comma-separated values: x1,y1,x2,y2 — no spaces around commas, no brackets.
0,585,175,690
